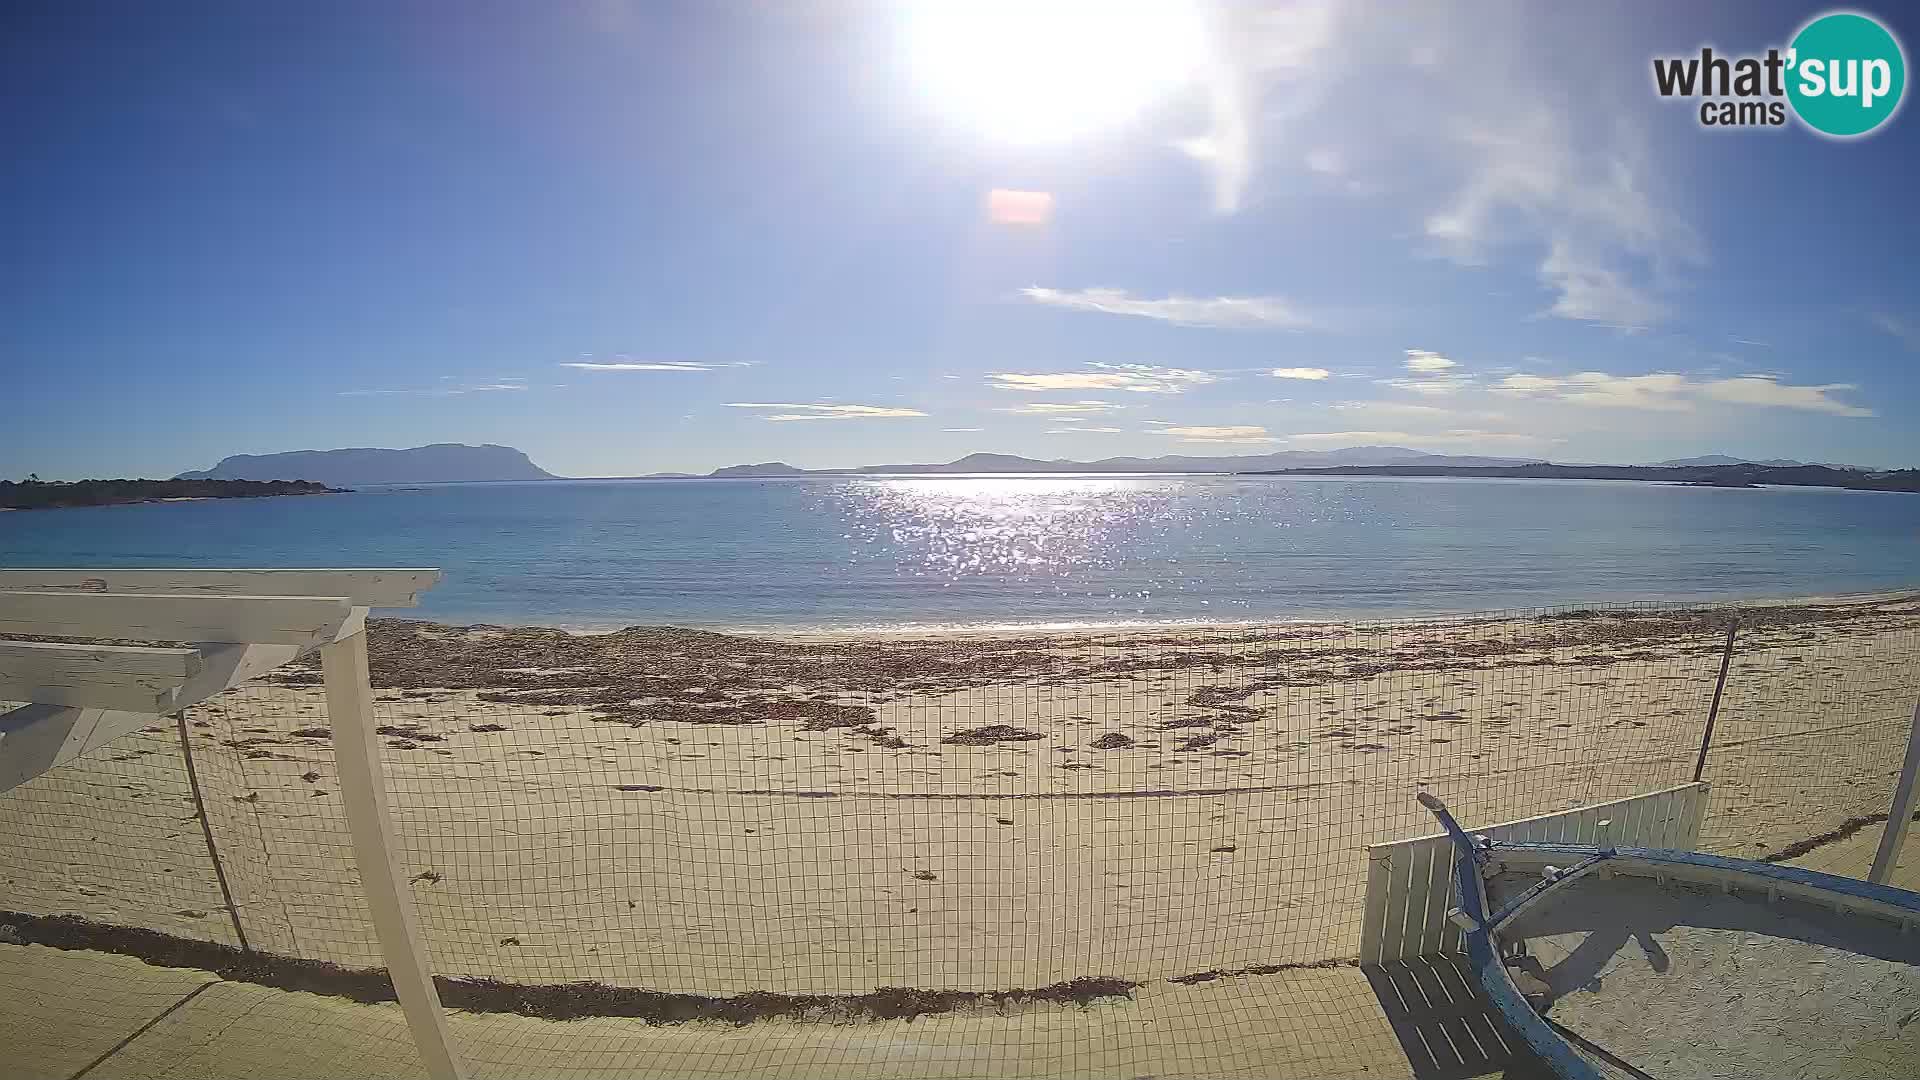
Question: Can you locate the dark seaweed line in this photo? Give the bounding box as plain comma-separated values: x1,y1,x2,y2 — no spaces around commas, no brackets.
1,910,1141,1023
1760,808,1920,865
0,909,1364,1023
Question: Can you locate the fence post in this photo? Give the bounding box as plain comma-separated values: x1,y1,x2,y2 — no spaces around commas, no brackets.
1868,696,1920,885
322,628,466,1080
174,711,251,953
1692,620,1739,784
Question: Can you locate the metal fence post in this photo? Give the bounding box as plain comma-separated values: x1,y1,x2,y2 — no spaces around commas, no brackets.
174,711,251,953
322,628,466,1080
1868,696,1920,885
1692,620,1739,784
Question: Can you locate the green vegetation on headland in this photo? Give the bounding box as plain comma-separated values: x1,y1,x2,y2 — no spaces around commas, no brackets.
1,478,343,511
1239,462,1920,492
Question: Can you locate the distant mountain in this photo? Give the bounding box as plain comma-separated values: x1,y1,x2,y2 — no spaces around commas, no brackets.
176,443,557,486
710,462,811,478
1647,455,1812,468
1242,462,1920,493
695,447,1547,478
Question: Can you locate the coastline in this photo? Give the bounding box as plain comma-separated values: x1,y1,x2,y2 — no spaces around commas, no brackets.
402,584,1920,641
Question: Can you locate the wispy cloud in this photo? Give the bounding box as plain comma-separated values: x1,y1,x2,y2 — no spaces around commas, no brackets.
1490,372,1872,416
940,427,984,432
562,361,743,372
1536,238,1666,328
988,363,1217,394
1304,147,1345,176
1047,426,1124,434
725,403,929,421
1174,0,1337,212
1872,312,1920,352
1271,367,1331,380
339,378,529,397
1287,429,1550,447
1147,424,1278,444
1699,376,1874,416
1020,287,1310,329
994,400,1125,415
1330,401,1455,417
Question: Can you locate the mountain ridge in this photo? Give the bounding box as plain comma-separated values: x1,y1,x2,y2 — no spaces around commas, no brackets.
167,444,1894,484
176,443,558,486
1243,462,1920,493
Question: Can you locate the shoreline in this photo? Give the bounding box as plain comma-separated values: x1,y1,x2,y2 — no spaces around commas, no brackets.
397,585,1920,641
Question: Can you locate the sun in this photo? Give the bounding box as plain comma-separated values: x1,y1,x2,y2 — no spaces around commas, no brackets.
905,1,1206,143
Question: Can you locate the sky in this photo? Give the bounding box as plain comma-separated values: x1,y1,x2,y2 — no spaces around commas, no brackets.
4,0,1919,480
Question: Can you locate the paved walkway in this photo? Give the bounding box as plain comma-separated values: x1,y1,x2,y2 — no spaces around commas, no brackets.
8,828,1910,1080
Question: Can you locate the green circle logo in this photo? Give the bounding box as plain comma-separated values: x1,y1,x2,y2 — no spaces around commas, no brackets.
1787,12,1906,137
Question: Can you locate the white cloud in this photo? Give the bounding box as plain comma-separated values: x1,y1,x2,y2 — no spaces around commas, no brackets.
940,427,984,432
1148,424,1278,444
988,363,1217,393
1047,427,1124,434
1872,312,1920,352
1287,429,1550,446
1490,372,1872,416
562,361,731,372
1373,349,1478,396
1271,367,1332,380
994,400,1125,415
1020,287,1310,329
724,403,929,421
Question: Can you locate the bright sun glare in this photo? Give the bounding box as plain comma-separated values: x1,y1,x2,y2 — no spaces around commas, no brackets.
907,1,1206,143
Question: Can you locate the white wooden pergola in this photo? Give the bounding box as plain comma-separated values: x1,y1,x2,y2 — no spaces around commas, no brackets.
0,569,467,1080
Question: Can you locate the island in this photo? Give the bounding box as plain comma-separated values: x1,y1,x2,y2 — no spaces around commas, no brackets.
1,478,343,511
176,443,556,486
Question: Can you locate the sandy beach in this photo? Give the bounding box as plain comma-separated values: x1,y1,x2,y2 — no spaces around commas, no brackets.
3,591,1916,1004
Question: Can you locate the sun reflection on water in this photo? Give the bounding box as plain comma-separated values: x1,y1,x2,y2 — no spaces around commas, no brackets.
828,476,1220,594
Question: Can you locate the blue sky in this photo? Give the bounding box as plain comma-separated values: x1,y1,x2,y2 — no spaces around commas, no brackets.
4,0,1918,479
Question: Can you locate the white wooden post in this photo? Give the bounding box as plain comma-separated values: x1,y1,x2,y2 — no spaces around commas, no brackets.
1868,697,1920,885
322,628,466,1080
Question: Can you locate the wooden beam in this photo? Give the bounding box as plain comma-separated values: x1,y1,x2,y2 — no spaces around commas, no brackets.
0,635,357,789
1870,697,1920,884
0,641,203,713
0,703,158,793
0,568,438,608
323,629,467,1080
0,591,353,646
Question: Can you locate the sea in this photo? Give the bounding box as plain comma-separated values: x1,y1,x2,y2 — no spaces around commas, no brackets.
4,475,1918,632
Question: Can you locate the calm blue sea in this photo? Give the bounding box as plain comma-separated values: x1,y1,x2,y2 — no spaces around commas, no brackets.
3,476,1917,630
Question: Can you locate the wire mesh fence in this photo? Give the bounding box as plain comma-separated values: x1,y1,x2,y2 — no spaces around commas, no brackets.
2,592,1917,1078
